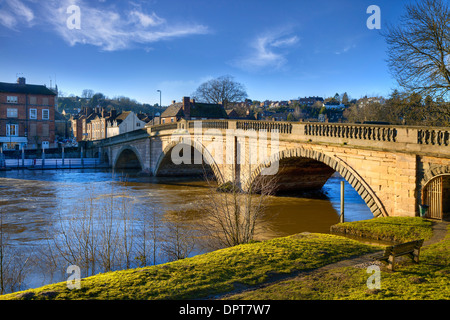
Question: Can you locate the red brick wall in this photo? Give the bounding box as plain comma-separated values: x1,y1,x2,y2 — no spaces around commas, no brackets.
0,92,56,147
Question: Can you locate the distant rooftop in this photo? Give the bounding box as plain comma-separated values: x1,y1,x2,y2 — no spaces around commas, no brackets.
0,77,56,96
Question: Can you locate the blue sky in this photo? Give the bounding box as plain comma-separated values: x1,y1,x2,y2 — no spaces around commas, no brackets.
0,0,411,106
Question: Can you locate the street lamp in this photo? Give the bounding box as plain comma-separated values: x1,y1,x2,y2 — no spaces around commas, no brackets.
157,90,161,108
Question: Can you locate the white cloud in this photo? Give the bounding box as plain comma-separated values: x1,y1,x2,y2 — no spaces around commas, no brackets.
0,0,34,29
233,31,299,72
271,36,299,48
334,44,356,55
129,10,165,27
0,0,209,51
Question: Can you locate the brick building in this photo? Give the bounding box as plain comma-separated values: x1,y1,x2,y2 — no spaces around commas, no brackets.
0,77,57,150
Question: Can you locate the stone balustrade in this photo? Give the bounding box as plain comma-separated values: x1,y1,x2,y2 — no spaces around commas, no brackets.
303,123,398,142
236,120,293,134
96,120,449,158
418,128,450,146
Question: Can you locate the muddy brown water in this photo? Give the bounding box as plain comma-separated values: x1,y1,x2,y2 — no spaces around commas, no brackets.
0,169,373,291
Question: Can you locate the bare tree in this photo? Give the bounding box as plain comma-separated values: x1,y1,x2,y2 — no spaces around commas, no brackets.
192,75,248,108
81,89,94,99
198,165,277,249
135,207,163,267
0,210,31,294
160,210,198,262
383,0,450,98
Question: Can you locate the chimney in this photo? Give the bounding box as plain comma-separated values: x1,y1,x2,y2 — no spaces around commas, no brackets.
110,108,117,118
17,77,26,85
85,107,93,116
182,96,191,119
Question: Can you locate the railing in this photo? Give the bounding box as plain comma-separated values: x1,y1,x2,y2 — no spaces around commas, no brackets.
2,158,103,169
236,120,293,134
92,120,449,156
418,128,450,146
95,128,149,146
188,120,229,129
150,123,178,132
303,123,398,142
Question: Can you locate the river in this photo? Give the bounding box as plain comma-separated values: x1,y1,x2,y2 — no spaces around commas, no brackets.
0,168,373,292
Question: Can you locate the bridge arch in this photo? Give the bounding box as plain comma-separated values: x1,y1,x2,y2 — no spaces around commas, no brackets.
154,139,224,183
246,147,388,218
113,145,144,170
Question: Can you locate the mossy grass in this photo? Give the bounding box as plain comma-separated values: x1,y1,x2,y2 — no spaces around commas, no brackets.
0,233,378,300
228,224,450,300
330,217,434,243
1,217,445,300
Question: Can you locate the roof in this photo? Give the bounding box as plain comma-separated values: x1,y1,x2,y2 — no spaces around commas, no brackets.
54,111,67,121
190,102,227,119
114,111,131,121
160,103,184,118
161,101,228,119
0,82,56,96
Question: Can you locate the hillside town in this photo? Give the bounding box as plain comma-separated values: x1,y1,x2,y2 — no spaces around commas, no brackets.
0,77,390,150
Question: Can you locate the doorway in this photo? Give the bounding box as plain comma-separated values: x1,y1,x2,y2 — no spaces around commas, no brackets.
422,175,450,220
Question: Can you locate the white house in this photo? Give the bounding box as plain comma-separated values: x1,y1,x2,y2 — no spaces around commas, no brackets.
107,111,147,138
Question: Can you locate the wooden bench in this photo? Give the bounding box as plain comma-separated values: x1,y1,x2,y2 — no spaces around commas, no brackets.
370,239,424,271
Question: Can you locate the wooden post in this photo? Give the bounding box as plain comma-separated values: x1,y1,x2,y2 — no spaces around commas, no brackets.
42,147,45,168
340,180,345,223
21,145,25,167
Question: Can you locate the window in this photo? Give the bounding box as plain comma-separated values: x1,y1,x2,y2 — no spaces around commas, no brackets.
42,109,49,120
42,97,49,105
29,96,37,105
7,96,18,103
7,108,18,118
30,109,37,119
6,124,19,136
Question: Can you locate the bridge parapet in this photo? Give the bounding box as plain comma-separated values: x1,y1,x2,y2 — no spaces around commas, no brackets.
417,128,450,146
303,123,398,142
142,120,449,158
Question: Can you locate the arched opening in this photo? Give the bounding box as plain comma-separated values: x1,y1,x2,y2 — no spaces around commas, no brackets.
155,144,214,179
248,148,386,219
422,174,450,220
115,148,142,170
257,157,336,194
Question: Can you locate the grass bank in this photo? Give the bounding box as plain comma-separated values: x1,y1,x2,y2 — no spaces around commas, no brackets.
330,216,434,243
1,217,446,300
228,221,450,300
1,233,378,300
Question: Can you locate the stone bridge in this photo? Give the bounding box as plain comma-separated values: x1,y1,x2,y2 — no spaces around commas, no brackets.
90,120,450,219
